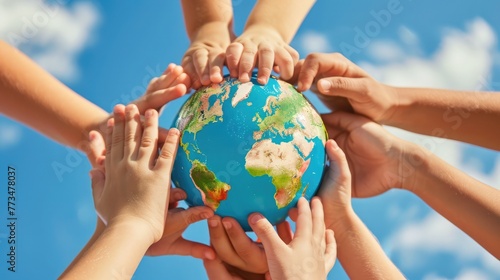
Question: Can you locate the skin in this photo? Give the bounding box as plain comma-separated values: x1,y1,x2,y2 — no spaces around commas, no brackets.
0,40,191,167
313,140,405,279
290,52,500,258
180,0,235,88
323,111,500,260
181,0,314,86
60,105,216,278
249,197,336,280
226,0,315,84
293,52,500,151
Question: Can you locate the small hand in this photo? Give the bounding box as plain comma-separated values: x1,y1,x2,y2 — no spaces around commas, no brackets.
203,257,267,280
182,22,234,88
226,25,299,84
86,64,190,168
249,197,337,280
321,111,412,197
292,53,397,122
92,104,179,243
207,215,268,274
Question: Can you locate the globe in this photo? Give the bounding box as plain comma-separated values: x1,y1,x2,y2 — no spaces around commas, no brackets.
171,73,327,231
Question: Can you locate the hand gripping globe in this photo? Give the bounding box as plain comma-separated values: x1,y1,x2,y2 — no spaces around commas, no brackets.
171,73,327,231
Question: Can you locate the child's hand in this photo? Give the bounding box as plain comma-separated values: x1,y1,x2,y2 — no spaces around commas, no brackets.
207,216,272,274
182,22,234,89
203,257,267,280
146,203,215,260
134,63,191,112
92,104,179,244
249,197,337,280
87,64,189,168
321,112,416,198
226,26,299,85
293,53,398,123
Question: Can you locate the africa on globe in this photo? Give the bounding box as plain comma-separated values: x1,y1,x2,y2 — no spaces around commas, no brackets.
171,73,327,231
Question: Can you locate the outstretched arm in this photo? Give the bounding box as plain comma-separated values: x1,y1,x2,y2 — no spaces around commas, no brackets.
0,41,191,166
408,142,500,257
385,87,500,151
318,140,405,279
0,40,108,151
180,0,234,88
294,52,500,150
226,0,315,84
322,111,500,260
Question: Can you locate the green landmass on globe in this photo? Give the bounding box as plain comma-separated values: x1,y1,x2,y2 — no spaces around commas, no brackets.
174,74,326,214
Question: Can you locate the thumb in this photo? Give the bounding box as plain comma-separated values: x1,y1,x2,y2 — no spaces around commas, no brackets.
248,213,284,254
89,169,105,202
317,77,367,101
165,206,214,234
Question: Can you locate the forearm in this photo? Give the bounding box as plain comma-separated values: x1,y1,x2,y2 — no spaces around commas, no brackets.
244,0,316,43
181,0,233,41
406,144,500,258
332,210,404,279
59,220,105,278
60,220,153,279
386,86,500,150
0,41,108,150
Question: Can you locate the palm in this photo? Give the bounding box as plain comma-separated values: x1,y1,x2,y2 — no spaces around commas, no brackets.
323,113,402,198
146,206,214,259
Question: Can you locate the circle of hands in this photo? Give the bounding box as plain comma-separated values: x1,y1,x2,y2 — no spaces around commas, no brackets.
85,29,415,278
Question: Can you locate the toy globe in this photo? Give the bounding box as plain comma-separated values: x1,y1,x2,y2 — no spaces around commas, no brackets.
171,73,327,231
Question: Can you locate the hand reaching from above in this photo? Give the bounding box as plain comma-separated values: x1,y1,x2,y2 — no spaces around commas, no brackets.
182,22,234,89
226,26,299,85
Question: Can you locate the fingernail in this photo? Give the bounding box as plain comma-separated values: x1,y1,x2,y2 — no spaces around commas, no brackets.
89,132,96,142
297,82,303,90
240,73,249,81
222,221,232,230
208,219,218,228
170,128,180,136
204,251,214,260
174,192,184,201
145,109,154,118
200,212,210,220
249,213,264,225
319,79,331,91
330,140,339,150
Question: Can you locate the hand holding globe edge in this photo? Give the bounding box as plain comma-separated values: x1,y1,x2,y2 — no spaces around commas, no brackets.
171,71,328,231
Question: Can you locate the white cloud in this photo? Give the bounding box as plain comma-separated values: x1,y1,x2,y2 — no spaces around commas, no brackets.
363,18,500,278
388,212,500,276
0,0,100,82
0,122,22,149
367,40,406,62
299,31,333,54
360,18,497,91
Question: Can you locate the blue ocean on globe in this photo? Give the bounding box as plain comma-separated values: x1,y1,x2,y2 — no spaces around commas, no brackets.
171,73,327,231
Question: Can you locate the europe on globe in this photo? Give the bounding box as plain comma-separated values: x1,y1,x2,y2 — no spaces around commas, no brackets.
171,73,327,231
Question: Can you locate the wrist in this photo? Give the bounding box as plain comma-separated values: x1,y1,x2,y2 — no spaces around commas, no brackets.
191,21,233,45
243,24,283,41
382,85,413,126
326,208,359,244
106,216,158,246
398,141,431,194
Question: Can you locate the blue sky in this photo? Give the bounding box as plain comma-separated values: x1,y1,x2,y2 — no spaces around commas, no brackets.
1,0,499,279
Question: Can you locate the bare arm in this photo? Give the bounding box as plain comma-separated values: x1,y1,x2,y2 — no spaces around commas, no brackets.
244,0,316,43
319,140,405,279
386,87,500,151
406,144,500,257
60,220,152,279
226,0,315,84
295,52,500,150
180,0,234,87
0,40,108,150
